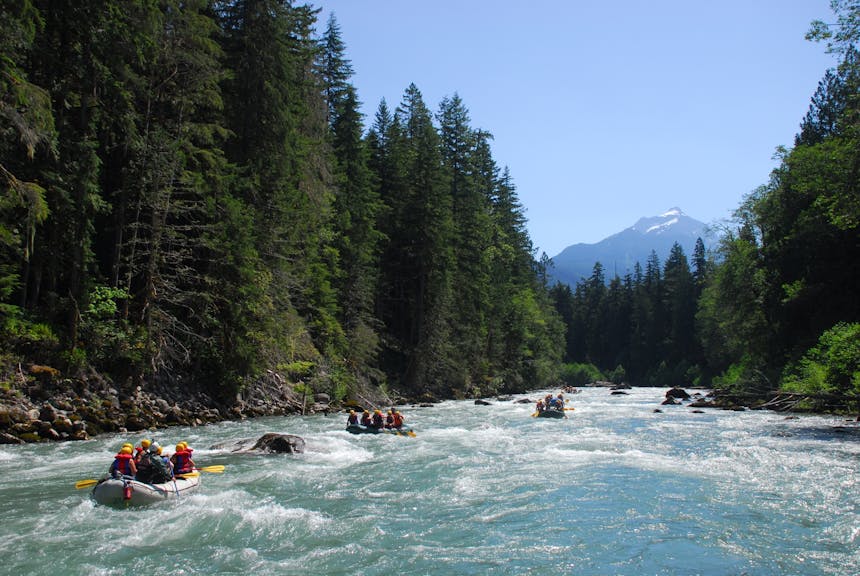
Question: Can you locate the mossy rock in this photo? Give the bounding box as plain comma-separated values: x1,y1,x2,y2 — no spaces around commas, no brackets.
19,432,41,443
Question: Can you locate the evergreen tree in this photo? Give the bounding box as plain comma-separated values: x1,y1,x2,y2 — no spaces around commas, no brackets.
395,84,455,393
662,242,696,383
0,0,52,307
330,84,384,372
319,12,354,126
437,94,493,390
219,0,342,376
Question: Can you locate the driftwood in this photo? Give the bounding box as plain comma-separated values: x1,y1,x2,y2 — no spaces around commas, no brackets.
708,390,860,415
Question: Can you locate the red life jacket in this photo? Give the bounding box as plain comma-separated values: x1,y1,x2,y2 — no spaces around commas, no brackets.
392,413,404,427
113,453,134,476
173,450,193,474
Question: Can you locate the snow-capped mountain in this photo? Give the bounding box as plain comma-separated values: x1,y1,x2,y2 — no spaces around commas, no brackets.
549,208,710,286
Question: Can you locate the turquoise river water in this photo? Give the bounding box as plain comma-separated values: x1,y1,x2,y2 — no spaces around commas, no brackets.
0,387,857,575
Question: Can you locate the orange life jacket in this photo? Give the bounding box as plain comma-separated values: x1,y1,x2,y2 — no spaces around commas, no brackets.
112,453,134,476
173,450,193,474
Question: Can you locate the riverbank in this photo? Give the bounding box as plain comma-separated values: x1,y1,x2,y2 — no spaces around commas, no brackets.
3,360,856,444
0,362,393,444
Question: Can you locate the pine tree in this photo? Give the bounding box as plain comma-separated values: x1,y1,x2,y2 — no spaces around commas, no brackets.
0,0,52,307
437,94,493,390
396,84,455,393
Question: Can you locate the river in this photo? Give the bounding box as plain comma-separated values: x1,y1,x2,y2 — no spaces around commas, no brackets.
0,387,857,575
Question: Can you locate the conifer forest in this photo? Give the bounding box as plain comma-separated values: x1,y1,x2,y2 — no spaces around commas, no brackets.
2,1,858,414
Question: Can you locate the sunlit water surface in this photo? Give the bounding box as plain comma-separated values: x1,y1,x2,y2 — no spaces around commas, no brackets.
0,387,857,575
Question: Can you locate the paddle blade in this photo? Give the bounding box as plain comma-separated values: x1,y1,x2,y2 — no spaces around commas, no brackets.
564,407,575,411
531,412,538,417
75,479,99,489
407,431,416,437
197,465,225,473
176,472,200,478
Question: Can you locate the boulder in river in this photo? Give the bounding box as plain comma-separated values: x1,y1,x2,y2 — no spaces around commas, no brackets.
665,387,690,400
211,433,306,454
252,433,305,453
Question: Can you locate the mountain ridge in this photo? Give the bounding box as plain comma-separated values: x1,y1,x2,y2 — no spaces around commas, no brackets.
549,208,710,286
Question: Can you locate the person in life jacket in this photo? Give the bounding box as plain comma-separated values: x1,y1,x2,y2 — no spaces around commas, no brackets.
135,444,154,482
360,410,372,427
134,439,151,463
347,410,358,426
384,410,395,429
392,410,404,429
170,443,195,476
556,393,564,408
109,445,137,478
371,409,384,429
535,399,545,413
545,394,557,409
140,442,172,484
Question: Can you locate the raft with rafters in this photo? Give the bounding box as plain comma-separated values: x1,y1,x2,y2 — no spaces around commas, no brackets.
345,424,415,437
91,474,200,506
535,408,566,419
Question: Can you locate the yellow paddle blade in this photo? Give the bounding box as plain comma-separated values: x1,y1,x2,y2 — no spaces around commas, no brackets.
407,431,416,437
197,465,225,473
176,472,200,478
564,407,575,411
75,479,99,489
531,412,538,417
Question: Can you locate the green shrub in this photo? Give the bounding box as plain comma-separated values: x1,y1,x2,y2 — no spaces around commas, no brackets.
782,322,860,395
559,362,604,387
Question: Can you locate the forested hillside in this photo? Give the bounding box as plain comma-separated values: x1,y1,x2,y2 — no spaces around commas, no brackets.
551,2,860,407
1,0,563,423
2,1,858,440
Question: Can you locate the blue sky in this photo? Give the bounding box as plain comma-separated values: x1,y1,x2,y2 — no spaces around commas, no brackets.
315,1,838,257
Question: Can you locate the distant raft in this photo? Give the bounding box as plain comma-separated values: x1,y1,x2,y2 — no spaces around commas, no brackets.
91,475,200,506
535,408,566,419
346,424,415,437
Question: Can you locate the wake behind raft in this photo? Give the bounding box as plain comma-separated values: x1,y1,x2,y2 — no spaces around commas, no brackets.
345,424,416,437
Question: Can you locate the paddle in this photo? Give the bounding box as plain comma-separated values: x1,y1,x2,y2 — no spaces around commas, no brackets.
75,465,224,488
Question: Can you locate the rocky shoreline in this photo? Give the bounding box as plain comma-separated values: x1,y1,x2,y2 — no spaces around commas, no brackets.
4,363,856,445
0,363,392,445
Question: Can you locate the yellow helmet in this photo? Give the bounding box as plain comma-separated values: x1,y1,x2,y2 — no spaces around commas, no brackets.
141,439,151,448
175,444,185,452
121,442,133,449
120,446,132,455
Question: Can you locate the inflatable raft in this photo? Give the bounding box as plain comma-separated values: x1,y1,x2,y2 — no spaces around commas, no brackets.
91,475,200,506
346,424,415,437
535,408,566,419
